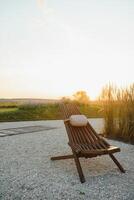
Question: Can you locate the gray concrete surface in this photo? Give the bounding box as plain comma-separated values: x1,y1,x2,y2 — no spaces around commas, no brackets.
0,119,134,200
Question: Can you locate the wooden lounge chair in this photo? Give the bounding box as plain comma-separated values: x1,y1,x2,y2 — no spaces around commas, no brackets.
51,103,125,183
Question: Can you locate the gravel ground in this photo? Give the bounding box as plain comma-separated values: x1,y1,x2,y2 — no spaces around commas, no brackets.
0,119,134,200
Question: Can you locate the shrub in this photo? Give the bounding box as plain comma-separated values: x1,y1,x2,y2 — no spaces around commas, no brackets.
100,84,134,144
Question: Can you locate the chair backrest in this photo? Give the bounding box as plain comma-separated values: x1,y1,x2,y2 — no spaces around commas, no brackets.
59,103,109,149
59,103,81,119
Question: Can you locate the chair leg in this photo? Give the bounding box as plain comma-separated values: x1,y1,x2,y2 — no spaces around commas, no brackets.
73,154,86,183
109,154,125,173
51,154,74,160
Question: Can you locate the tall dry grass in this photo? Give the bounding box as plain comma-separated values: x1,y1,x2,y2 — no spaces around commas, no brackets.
100,84,134,144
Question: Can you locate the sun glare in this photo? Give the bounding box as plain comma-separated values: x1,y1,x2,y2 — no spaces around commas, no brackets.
0,0,133,100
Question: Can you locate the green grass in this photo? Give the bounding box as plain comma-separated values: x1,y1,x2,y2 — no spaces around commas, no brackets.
0,103,62,122
79,103,104,118
0,101,104,122
0,101,18,108
0,108,18,113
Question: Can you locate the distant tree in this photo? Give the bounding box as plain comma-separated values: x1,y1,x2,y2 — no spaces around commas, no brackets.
73,91,90,105
60,96,71,103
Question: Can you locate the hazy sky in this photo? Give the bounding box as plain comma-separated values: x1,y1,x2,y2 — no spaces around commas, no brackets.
0,0,133,99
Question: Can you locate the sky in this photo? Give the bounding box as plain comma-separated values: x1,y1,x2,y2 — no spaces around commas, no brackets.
0,0,134,99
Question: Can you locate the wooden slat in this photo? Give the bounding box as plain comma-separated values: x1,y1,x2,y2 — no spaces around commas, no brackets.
60,102,114,148
60,103,112,155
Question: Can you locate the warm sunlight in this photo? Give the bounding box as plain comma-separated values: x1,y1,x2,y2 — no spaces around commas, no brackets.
0,1,134,196
0,0,133,99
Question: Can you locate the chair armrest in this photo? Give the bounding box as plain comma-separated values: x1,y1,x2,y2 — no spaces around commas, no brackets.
64,119,70,123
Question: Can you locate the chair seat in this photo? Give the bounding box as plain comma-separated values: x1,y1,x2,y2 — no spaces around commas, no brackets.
71,143,120,156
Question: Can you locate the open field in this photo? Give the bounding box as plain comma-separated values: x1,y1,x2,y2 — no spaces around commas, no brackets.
0,120,133,200
0,96,133,144
0,100,104,122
